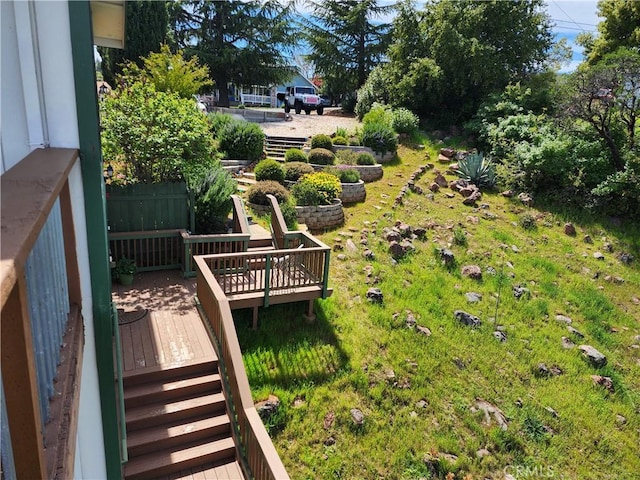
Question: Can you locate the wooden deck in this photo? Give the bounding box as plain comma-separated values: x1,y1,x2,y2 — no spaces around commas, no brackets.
112,270,216,373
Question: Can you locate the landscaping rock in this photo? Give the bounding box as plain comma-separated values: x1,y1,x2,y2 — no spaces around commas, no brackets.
414,227,427,240
454,310,481,327
440,248,455,267
476,448,491,459
513,286,530,299
323,411,335,430
556,314,572,324
385,229,402,242
493,331,507,342
429,182,440,192
501,190,514,198
465,292,483,303
583,235,593,244
591,375,614,392
579,345,607,368
564,223,577,236
440,147,456,158
405,311,417,328
366,288,384,304
518,192,534,207
618,252,634,264
604,275,625,284
336,254,347,261
324,436,336,446
567,326,585,338
350,408,365,425
561,337,576,349
616,414,627,426
363,249,375,260
256,395,281,422
593,251,605,260
345,239,358,252
434,173,448,187
397,222,413,238
475,399,508,430
416,325,432,337
461,265,482,280
603,242,613,253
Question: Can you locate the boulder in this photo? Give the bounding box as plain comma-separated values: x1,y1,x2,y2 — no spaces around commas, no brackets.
350,408,365,425
579,345,607,368
517,192,534,207
440,248,455,267
366,288,384,304
434,173,449,187
591,375,614,392
461,265,482,280
564,223,576,236
454,310,481,327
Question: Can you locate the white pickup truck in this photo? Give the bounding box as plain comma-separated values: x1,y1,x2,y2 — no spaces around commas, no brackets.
279,86,324,115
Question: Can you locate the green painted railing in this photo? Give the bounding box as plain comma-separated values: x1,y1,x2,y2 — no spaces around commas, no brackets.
111,303,127,464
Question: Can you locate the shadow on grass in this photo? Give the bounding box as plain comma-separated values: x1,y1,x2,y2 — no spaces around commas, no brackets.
231,299,349,389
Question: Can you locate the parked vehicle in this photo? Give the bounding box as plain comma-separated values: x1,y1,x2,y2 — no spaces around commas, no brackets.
279,86,324,115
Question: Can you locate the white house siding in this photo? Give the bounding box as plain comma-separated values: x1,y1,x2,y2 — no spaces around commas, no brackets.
0,1,107,478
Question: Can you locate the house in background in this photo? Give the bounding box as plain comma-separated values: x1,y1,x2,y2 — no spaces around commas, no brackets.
1,1,124,478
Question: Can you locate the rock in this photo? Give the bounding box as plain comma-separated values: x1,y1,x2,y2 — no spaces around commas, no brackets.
564,223,576,236
501,190,514,198
385,230,401,242
466,215,479,225
591,375,614,392
416,325,432,337
434,173,449,187
366,288,384,304
405,312,417,328
486,266,497,275
476,448,491,459
428,182,440,192
345,239,358,252
579,345,607,368
413,227,427,239
397,222,413,238
562,337,576,349
603,242,613,253
550,365,563,376
616,414,627,426
536,363,551,377
493,331,507,342
454,310,481,327
475,399,508,430
438,153,451,163
618,252,634,264
324,436,336,446
336,254,347,261
518,192,534,207
604,275,625,285
513,286,530,299
350,408,365,425
556,314,572,324
323,411,335,429
593,251,605,260
545,406,559,418
333,243,344,251
465,292,483,303
440,248,455,267
461,265,482,280
567,326,585,338
583,235,593,244
511,245,520,253
256,395,281,422
363,249,375,260
440,147,456,158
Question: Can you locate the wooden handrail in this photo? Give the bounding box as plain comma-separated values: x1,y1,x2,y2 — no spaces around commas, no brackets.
231,194,251,235
195,257,290,480
266,194,287,249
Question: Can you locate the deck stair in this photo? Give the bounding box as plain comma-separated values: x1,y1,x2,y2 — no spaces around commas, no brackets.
122,359,245,479
221,159,251,173
264,135,308,159
236,172,256,193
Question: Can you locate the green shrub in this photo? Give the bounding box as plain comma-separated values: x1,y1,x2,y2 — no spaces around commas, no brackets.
101,82,217,183
453,227,468,246
254,159,284,183
280,199,298,229
283,162,315,182
519,212,537,230
188,167,237,234
308,148,335,165
292,172,342,206
207,112,235,137
218,120,265,162
392,108,419,135
356,152,376,165
335,127,349,138
325,166,360,183
311,134,333,150
362,103,393,128
284,148,307,163
332,136,348,145
336,150,359,165
247,180,289,206
456,153,497,189
361,123,398,156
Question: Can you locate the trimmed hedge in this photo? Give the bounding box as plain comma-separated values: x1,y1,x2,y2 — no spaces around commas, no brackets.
254,159,284,183
247,180,289,206
292,172,342,206
284,162,315,182
218,120,265,162
308,148,335,165
284,148,307,163
311,134,333,150
357,152,376,165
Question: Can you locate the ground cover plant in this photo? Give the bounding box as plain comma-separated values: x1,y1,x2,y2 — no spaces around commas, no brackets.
233,136,640,479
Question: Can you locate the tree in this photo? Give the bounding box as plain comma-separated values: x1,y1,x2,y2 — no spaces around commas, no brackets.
98,0,169,87
120,44,212,98
564,47,640,171
171,1,297,107
586,0,640,64
304,0,393,100
377,0,553,123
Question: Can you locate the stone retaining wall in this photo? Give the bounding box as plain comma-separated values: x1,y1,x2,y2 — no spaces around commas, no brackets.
339,180,366,204
374,151,396,164
351,164,383,182
296,199,344,230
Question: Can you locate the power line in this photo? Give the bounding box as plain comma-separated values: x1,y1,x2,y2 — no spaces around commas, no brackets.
551,0,591,33
551,18,598,28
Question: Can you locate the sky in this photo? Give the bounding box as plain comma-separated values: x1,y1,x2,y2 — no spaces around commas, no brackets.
545,0,601,71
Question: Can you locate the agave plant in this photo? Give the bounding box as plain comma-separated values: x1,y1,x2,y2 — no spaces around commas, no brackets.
456,152,497,189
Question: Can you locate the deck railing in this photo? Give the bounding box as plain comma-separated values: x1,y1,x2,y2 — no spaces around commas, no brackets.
199,231,331,305
109,229,183,271
195,258,290,480
1,148,84,479
181,231,250,277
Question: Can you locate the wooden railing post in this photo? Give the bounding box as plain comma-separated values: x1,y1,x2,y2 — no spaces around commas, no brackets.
1,276,47,479
264,254,271,307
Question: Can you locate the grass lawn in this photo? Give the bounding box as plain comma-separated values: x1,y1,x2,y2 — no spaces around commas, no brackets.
233,138,640,479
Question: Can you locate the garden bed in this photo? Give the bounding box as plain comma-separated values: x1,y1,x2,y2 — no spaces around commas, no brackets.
295,199,344,230
339,180,366,204
247,202,271,217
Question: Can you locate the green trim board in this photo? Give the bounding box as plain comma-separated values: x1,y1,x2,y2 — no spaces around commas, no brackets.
68,1,122,477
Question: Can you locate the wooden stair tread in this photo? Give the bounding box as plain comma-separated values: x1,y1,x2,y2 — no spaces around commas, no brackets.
126,393,226,427
122,359,217,386
123,437,236,480
124,373,221,407
199,460,245,479
127,414,231,452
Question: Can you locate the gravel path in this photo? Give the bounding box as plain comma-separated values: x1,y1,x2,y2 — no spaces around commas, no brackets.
258,107,361,138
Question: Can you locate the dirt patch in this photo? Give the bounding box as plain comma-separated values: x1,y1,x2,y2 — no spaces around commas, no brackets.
259,107,361,138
